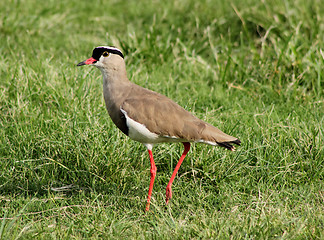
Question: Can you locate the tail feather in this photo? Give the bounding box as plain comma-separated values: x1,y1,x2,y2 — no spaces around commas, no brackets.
203,123,241,151
217,139,241,151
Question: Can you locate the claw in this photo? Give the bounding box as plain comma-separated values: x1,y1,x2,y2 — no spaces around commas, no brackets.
145,202,150,212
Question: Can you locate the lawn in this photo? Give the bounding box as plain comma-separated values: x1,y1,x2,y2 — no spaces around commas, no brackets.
0,0,323,239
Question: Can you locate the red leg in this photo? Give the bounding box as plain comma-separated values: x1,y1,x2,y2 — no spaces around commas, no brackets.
145,149,157,211
166,142,190,204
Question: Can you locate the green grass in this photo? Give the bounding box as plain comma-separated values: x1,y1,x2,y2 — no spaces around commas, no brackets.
0,0,323,238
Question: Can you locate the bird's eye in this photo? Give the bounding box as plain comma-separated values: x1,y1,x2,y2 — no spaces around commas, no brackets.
102,51,110,57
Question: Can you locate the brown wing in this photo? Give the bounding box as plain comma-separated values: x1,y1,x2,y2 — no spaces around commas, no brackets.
121,85,240,149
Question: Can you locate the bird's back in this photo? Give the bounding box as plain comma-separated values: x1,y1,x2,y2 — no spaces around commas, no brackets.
121,84,240,150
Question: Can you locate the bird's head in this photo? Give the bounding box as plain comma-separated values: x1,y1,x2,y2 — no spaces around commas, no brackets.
77,46,125,71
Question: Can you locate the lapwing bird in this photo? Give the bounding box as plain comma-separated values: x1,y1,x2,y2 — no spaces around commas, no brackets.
77,46,241,211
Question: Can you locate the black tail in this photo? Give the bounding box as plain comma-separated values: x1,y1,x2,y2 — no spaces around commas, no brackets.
217,139,241,151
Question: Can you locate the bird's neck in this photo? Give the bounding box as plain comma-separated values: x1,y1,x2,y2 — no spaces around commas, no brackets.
100,65,128,81
101,66,129,90
101,68,132,111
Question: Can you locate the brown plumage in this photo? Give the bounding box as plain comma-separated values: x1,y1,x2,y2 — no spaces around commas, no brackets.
121,84,240,150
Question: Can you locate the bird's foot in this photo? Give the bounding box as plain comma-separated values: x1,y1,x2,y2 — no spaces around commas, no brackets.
145,202,150,212
165,185,172,205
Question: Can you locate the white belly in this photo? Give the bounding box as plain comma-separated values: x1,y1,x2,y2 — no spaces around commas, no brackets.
120,108,187,145
120,108,217,148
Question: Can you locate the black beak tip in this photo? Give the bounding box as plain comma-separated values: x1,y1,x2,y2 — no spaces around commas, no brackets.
77,61,86,66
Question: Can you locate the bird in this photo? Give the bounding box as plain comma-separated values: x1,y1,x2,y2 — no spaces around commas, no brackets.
77,46,241,211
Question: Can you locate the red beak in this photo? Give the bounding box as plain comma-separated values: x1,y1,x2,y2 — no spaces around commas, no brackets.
77,57,97,66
